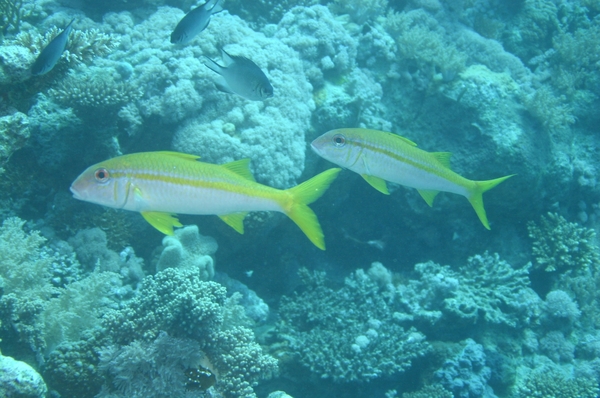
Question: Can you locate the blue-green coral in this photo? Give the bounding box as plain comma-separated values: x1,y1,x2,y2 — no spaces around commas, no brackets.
527,212,600,273
279,264,429,382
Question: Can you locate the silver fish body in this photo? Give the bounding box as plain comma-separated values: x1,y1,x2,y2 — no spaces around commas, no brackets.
170,0,223,44
31,19,74,76
204,48,274,101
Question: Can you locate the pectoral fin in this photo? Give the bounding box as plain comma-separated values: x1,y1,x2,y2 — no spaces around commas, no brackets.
218,212,248,234
417,189,439,207
361,174,389,195
141,211,183,235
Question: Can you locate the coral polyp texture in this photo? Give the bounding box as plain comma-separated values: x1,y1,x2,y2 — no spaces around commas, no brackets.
1,0,600,397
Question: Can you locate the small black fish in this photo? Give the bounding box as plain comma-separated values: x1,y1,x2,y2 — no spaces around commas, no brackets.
31,19,75,76
171,0,223,44
185,366,216,391
204,48,274,101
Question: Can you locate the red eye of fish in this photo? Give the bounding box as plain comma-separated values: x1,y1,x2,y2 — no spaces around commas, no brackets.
94,168,110,182
333,134,346,147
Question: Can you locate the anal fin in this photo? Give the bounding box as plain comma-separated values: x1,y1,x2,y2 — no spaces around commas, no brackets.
141,211,183,235
417,189,439,207
218,212,248,234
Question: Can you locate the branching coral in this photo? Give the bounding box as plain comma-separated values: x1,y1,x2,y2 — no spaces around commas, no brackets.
0,0,26,35
14,27,119,68
383,9,467,83
48,66,142,110
527,212,600,273
516,367,599,398
278,264,429,382
402,253,540,329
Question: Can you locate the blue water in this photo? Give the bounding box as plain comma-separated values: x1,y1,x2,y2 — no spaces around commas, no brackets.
0,0,599,397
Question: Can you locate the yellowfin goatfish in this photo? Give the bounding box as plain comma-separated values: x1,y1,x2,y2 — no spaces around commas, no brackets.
31,19,75,76
311,128,514,229
70,151,340,249
204,48,274,101
170,0,223,44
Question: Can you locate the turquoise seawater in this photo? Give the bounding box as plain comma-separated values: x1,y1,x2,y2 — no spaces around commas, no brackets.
0,0,599,397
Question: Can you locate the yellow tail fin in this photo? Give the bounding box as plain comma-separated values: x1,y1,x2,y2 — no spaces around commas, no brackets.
468,174,515,229
283,168,341,250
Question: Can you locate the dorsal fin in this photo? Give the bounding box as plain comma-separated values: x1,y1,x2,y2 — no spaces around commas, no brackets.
221,159,255,181
387,132,418,147
431,152,452,169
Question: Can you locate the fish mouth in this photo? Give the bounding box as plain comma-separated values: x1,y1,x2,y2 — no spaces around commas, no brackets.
70,185,83,200
310,140,321,154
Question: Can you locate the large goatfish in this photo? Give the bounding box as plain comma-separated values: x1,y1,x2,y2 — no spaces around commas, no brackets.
311,128,514,229
170,0,223,44
31,19,75,76
70,151,340,250
204,48,274,101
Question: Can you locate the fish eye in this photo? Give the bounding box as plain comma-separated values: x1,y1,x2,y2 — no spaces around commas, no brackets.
333,134,346,147
94,168,110,183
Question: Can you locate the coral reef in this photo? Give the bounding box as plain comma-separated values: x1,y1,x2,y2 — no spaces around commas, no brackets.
0,352,47,398
101,267,226,344
97,331,205,398
527,212,599,273
435,339,496,398
48,66,143,110
515,367,599,398
0,110,29,171
278,264,429,382
399,253,540,330
155,224,217,278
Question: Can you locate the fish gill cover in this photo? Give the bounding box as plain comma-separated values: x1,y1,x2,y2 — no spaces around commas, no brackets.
0,0,600,397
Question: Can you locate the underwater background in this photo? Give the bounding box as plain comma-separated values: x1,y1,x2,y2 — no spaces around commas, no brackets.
1,0,600,397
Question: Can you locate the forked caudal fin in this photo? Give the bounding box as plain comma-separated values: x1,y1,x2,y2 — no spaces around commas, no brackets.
282,168,341,250
468,174,515,230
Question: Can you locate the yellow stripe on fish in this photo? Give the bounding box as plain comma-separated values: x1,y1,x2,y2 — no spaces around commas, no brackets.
311,128,514,229
70,151,340,249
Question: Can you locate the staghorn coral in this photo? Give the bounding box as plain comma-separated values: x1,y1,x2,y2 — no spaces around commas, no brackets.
13,26,119,68
527,212,600,273
0,0,26,35
278,264,429,382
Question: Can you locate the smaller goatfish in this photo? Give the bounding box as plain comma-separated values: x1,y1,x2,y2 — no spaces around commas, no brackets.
204,48,274,101
70,151,340,250
170,0,223,44
311,128,514,229
31,19,75,76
